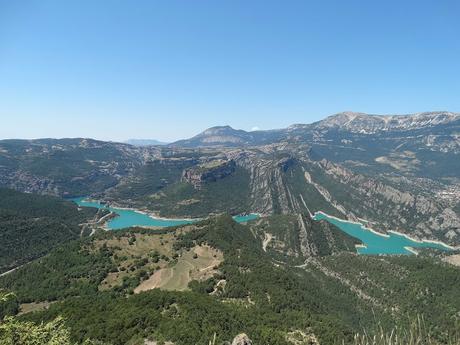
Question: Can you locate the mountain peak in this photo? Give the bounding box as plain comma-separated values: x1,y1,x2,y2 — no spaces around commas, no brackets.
125,139,169,146
200,125,238,136
171,111,460,147
171,125,252,147
315,111,460,133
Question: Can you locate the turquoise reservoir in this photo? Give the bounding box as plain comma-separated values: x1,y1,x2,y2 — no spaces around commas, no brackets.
313,212,452,255
72,197,258,230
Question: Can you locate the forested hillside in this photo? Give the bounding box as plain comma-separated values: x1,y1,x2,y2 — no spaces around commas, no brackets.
0,114,459,344
0,188,97,273
1,119,459,246
0,216,458,345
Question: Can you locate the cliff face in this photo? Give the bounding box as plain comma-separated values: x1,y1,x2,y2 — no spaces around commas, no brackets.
0,138,156,197
228,144,460,245
311,111,460,133
1,121,459,245
250,214,361,262
181,160,236,189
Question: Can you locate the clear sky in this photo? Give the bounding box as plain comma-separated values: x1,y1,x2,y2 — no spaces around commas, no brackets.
1,0,459,142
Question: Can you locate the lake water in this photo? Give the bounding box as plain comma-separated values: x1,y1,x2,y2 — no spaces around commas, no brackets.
72,197,259,230
313,211,452,255
73,198,451,255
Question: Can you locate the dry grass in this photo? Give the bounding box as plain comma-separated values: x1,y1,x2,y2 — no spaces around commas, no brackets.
88,225,217,292
134,244,222,292
443,254,460,267
286,330,319,345
18,301,54,315
351,317,460,345
93,232,176,290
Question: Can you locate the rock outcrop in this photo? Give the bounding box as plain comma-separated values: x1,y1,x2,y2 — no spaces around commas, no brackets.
2,119,459,246
231,333,252,345
182,160,236,189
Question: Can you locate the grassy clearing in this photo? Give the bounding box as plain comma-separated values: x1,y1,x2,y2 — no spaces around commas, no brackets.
90,228,223,293
93,231,177,291
135,245,222,292
443,254,460,267
18,301,54,315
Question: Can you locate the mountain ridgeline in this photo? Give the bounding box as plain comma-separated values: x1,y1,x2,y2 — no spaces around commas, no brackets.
0,111,459,345
0,111,459,246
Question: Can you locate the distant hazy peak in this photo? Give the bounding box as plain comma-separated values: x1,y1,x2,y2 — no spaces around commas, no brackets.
170,125,258,147
125,139,169,146
199,125,240,136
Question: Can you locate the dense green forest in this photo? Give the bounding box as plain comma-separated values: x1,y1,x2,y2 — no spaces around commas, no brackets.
250,214,361,264
0,188,97,273
0,215,458,344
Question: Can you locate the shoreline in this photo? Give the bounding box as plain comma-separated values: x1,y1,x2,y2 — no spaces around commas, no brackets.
111,204,262,222
79,198,457,252
79,198,202,222
354,244,368,252
313,210,456,251
76,197,261,228
387,230,457,250
313,211,391,239
404,246,419,255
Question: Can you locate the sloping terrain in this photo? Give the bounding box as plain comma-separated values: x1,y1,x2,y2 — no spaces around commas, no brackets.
250,214,361,263
0,216,458,345
0,138,156,197
0,188,98,273
171,125,285,148
1,112,459,245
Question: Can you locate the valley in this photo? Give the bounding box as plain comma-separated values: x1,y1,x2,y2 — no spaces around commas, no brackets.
73,197,259,229
3,1,460,343
74,197,454,256
2,112,458,247
0,111,459,344
1,215,459,344
313,212,454,255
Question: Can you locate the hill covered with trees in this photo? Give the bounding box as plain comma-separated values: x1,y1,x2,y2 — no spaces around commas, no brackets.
0,188,98,273
0,215,458,344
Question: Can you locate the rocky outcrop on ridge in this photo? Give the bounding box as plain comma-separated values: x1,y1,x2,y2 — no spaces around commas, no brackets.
182,159,236,189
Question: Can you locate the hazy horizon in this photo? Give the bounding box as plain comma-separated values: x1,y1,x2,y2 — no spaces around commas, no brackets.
0,109,458,142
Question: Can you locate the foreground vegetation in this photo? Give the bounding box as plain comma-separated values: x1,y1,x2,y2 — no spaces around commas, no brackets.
351,317,460,345
0,215,458,344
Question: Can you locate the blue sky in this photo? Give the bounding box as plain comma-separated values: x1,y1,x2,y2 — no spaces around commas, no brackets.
0,0,459,141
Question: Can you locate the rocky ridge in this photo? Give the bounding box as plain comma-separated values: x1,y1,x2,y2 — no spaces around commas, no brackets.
181,159,236,189
1,111,459,245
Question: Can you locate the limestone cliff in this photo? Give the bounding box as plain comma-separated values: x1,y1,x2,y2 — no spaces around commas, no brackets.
181,160,236,189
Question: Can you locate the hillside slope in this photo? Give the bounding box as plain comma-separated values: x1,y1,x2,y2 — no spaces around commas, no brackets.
1,112,459,245
0,188,98,273
0,216,458,345
100,143,459,245
0,138,157,197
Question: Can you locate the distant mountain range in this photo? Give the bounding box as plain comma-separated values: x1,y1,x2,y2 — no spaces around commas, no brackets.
309,111,459,133
171,111,460,147
1,110,459,345
0,111,459,245
125,139,169,146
